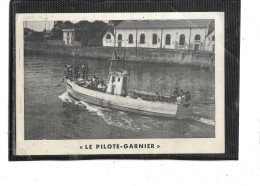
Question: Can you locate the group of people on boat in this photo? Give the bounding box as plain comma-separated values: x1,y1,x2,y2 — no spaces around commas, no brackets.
87,76,106,92
133,87,190,103
170,88,190,103
151,88,190,103
63,63,89,81
63,63,108,92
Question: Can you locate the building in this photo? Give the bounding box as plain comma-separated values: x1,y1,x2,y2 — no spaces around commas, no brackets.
62,29,75,46
205,30,215,52
103,20,215,51
24,28,33,37
43,30,53,39
103,28,115,47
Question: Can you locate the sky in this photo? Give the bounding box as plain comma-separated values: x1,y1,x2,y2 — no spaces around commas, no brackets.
24,21,55,32
24,20,109,32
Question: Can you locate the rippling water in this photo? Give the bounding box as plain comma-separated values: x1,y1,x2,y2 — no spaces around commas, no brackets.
24,55,215,140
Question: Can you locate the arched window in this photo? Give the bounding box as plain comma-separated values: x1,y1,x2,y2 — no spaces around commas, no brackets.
165,34,171,45
140,34,145,44
118,34,122,41
195,34,201,41
212,35,215,41
129,34,133,44
152,34,157,44
179,34,185,45
106,34,111,39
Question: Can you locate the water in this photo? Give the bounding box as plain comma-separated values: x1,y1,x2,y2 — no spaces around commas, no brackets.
24,55,215,140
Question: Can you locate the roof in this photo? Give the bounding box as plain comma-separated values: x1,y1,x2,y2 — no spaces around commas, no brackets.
115,20,213,29
206,29,215,38
107,27,115,35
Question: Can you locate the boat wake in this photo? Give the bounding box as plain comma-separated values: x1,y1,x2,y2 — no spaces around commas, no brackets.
191,116,216,126
59,92,152,131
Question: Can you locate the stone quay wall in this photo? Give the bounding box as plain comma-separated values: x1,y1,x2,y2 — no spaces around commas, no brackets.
25,41,215,67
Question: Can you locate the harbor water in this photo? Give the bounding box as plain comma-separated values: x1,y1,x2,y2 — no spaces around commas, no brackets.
24,55,215,140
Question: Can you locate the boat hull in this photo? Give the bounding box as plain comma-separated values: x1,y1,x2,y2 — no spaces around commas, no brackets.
66,80,191,119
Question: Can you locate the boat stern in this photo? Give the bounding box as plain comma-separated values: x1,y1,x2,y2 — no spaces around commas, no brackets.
176,102,192,119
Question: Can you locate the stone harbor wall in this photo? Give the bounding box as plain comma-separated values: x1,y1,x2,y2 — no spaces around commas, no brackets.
25,42,215,67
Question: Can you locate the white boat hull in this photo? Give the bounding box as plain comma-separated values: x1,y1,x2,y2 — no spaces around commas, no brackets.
66,80,191,119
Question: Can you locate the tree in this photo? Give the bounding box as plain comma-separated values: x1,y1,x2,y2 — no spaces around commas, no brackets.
51,27,63,40
63,21,74,29
74,20,109,46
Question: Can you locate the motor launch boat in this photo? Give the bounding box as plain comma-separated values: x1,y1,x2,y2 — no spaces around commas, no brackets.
64,52,192,119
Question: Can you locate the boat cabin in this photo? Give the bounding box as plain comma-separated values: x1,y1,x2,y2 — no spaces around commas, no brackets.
106,71,129,96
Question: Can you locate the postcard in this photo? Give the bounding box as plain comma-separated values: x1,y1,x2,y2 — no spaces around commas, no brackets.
14,12,224,156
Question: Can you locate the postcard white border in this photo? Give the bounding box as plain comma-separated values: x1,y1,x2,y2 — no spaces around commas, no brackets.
15,12,225,155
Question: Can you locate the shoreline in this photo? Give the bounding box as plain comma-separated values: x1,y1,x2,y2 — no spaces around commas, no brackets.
24,41,215,68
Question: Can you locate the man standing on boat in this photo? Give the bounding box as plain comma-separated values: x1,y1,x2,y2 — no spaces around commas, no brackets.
62,63,69,82
74,64,79,81
82,63,89,80
69,66,73,81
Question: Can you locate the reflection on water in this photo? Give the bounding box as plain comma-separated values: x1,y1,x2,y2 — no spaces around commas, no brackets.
24,55,215,140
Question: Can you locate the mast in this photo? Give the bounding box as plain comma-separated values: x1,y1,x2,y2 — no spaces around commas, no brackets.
107,50,115,81
123,48,126,70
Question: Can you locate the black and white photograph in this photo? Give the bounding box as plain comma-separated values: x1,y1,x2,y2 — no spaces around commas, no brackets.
24,19,215,140
14,13,225,155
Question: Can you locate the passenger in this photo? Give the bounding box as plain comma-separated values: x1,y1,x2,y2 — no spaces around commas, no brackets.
97,78,106,91
63,64,69,82
170,93,177,102
85,63,89,80
185,91,191,102
176,96,182,104
173,88,178,96
92,76,96,82
179,90,187,102
92,76,98,89
81,64,85,79
155,92,159,101
68,66,73,81
96,77,100,86
179,89,184,97
82,63,89,80
100,78,105,86
74,65,79,81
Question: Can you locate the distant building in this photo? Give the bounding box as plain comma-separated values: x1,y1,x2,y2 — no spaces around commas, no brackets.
24,28,33,37
62,29,75,46
103,28,115,47
103,20,215,51
43,30,53,39
205,30,215,52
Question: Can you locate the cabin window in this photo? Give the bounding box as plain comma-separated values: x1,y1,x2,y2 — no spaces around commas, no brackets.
165,34,171,45
106,34,111,39
195,34,201,41
140,34,145,44
118,34,122,41
112,76,115,83
129,34,133,44
212,35,215,41
118,78,120,82
152,34,157,44
179,34,185,45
